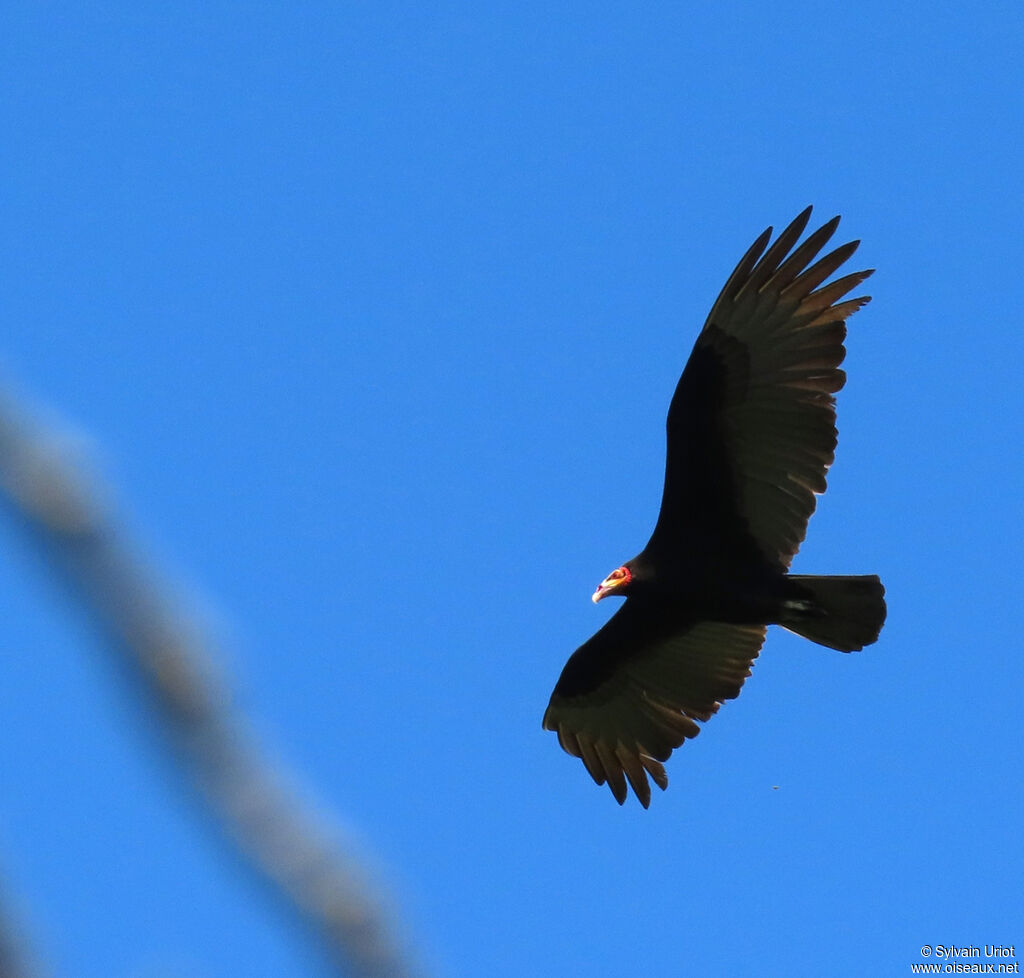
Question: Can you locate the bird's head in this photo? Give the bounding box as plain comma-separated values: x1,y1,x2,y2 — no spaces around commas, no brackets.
592,564,634,603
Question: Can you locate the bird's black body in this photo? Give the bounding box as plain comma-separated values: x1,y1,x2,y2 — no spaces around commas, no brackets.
543,207,886,807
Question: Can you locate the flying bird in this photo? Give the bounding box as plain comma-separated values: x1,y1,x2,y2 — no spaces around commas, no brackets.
542,206,886,807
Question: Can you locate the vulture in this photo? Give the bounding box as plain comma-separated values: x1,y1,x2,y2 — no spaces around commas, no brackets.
542,206,886,807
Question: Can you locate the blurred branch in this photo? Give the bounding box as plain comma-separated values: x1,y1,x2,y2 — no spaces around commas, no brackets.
0,386,425,978
0,877,48,978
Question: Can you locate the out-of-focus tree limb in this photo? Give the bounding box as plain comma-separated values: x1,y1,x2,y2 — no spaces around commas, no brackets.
0,386,426,978
0,878,48,978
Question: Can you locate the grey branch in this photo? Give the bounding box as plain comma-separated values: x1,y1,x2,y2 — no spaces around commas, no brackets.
0,878,48,978
0,386,425,978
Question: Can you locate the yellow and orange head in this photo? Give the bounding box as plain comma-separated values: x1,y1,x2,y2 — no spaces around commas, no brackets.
592,564,633,603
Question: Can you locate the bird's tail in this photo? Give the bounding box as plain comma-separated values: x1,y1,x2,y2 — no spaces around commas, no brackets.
781,575,886,652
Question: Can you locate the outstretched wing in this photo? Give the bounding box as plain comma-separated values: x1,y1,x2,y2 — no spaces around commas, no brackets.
646,206,873,571
542,601,766,807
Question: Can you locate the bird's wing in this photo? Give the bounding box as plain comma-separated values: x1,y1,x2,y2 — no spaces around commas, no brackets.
647,206,873,571
542,600,766,807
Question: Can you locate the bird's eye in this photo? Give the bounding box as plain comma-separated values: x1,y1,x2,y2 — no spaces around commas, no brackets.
611,568,626,580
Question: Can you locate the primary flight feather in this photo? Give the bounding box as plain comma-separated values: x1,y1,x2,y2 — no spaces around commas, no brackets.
543,206,886,808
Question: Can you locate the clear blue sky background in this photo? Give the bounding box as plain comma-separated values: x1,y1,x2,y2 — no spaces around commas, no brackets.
1,3,1021,976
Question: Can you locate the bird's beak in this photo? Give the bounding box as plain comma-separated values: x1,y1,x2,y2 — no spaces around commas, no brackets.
591,578,619,603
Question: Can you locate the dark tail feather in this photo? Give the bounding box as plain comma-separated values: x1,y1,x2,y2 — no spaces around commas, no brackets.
782,575,886,652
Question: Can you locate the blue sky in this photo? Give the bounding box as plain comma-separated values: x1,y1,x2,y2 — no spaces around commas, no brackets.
1,2,1021,976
